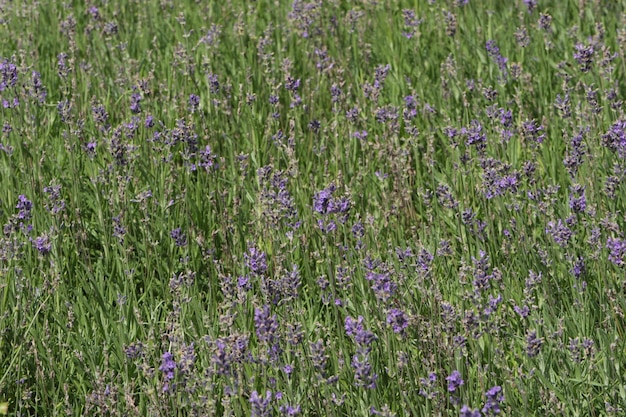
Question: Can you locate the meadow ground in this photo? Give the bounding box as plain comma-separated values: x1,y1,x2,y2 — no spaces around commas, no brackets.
1,0,626,415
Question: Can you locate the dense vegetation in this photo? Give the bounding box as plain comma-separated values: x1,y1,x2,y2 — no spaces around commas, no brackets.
1,0,626,415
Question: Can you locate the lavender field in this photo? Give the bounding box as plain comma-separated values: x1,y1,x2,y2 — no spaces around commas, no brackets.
1,0,626,415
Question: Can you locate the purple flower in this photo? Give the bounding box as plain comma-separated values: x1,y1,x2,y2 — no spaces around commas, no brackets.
188,94,200,112
482,386,504,415
16,195,32,221
513,305,530,318
31,234,52,255
460,405,482,417
330,84,341,103
88,6,100,19
569,185,586,213
130,87,142,113
538,13,552,32
170,228,187,247
485,40,508,78
254,305,279,344
312,184,351,219
313,184,336,214
85,141,97,157
250,390,272,417
607,237,626,266
207,73,220,94
351,353,378,389
345,316,377,348
30,70,47,104
245,244,268,275
124,342,144,360
574,42,594,72
446,370,464,393
523,0,537,12
366,271,397,303
386,308,409,334
159,351,176,382
285,76,300,92
309,339,328,377
279,404,301,416
419,372,439,399
545,219,572,247
463,120,487,150
198,145,217,171
570,257,585,279
521,119,545,147
526,330,543,357
0,58,18,91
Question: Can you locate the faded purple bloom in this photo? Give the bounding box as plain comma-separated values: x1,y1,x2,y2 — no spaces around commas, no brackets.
419,372,439,399
112,215,125,243
351,353,378,389
188,94,200,112
485,40,508,78
523,0,537,12
521,119,545,146
279,403,301,416
178,343,195,374
88,6,100,19
460,405,482,417
569,184,586,213
43,184,65,213
170,228,187,247
250,390,272,417
570,257,585,279
0,58,18,91
308,120,321,133
254,305,279,344
366,271,397,303
402,9,422,39
198,145,217,171
130,87,142,113
545,219,572,247
104,21,118,35
124,342,144,360
85,141,97,157
554,93,571,118
330,84,341,103
463,120,487,150
446,370,464,393
245,245,268,275
309,339,328,377
57,53,70,78
57,100,71,123
526,330,543,357
345,316,377,348
207,73,220,94
346,106,359,123
436,184,458,209
607,237,626,266
16,195,32,221
30,71,47,104
513,305,530,318
574,42,594,72
538,13,552,31
386,308,409,334
92,104,109,128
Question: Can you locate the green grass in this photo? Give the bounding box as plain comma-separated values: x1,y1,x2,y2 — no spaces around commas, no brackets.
2,0,626,415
